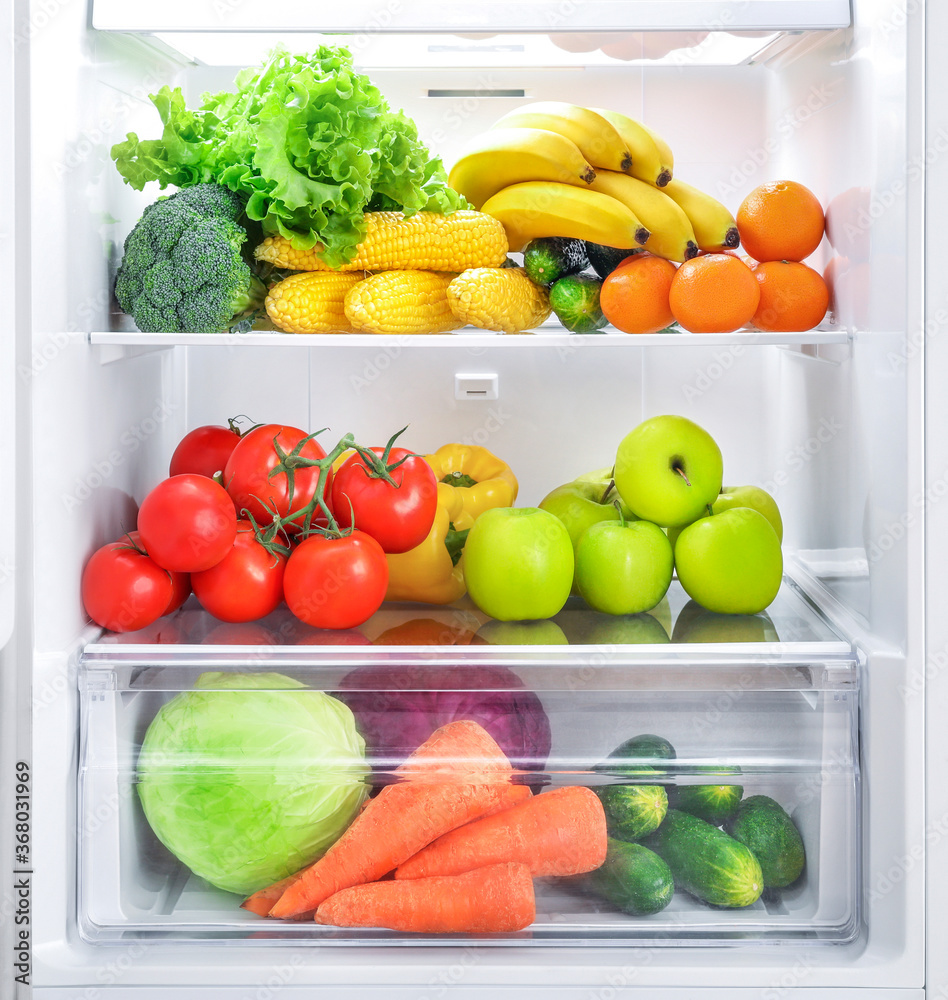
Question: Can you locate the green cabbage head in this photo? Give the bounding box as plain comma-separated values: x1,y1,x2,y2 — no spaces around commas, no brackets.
137,671,368,896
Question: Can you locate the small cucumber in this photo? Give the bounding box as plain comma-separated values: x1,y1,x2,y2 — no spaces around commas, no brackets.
725,795,806,888
672,783,744,826
597,783,668,842
522,237,589,287
594,733,677,777
588,839,675,916
593,733,674,842
646,809,764,908
549,274,608,333
584,241,642,280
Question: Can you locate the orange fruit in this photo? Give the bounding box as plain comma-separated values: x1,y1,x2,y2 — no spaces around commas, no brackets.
600,253,677,334
668,253,760,333
750,261,830,332
736,180,825,262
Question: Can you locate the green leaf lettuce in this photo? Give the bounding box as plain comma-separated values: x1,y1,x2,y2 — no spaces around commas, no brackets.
111,46,466,267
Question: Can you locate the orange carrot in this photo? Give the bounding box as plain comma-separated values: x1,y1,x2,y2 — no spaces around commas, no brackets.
267,720,526,919
241,873,303,917
315,861,535,933
395,785,607,881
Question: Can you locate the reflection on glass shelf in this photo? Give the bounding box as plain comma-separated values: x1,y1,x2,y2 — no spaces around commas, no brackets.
91,577,847,650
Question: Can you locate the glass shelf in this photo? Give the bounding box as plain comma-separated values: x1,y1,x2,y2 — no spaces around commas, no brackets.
82,575,852,671
90,327,850,350
91,0,852,35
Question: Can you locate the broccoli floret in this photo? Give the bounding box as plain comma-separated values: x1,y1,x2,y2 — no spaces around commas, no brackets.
174,183,246,222
114,182,267,334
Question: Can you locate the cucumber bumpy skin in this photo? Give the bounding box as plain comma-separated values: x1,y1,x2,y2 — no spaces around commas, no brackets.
646,809,763,908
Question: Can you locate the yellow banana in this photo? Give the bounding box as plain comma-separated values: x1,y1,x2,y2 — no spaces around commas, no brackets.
588,170,697,263
661,178,740,252
590,107,674,187
640,122,675,185
480,181,651,253
490,102,633,175
448,127,597,211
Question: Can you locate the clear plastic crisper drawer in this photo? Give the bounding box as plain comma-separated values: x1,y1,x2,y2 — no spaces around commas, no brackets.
77,651,860,946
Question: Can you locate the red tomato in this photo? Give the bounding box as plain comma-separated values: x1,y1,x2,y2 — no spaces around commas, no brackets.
169,424,243,480
223,424,332,533
138,474,238,572
330,447,438,553
126,530,190,613
191,520,287,623
283,531,388,630
81,539,174,633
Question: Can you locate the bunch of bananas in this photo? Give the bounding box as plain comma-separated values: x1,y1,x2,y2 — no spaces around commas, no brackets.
448,101,738,264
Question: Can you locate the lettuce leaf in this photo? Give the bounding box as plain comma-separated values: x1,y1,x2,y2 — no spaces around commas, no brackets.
111,46,466,267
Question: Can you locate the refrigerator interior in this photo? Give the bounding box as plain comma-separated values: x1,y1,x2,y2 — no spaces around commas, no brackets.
22,0,927,993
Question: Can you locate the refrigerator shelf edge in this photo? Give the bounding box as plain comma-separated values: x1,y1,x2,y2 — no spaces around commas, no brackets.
78,573,854,667
89,329,852,351
90,0,853,33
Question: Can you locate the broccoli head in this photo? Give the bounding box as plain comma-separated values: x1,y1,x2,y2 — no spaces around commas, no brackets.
114,183,266,334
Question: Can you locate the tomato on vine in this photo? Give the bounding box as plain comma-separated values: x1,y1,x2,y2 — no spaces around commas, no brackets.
223,424,332,533
330,428,438,553
81,536,174,633
169,417,256,480
191,519,288,623
137,474,238,572
283,530,389,630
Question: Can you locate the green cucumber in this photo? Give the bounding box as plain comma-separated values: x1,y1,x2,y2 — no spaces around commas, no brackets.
646,809,763,908
522,237,588,287
725,795,806,888
593,734,675,841
595,733,677,777
549,274,608,333
597,783,668,842
588,839,674,916
584,241,642,280
672,782,743,825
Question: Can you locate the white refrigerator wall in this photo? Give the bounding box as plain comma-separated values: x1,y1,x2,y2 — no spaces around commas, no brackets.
20,0,928,994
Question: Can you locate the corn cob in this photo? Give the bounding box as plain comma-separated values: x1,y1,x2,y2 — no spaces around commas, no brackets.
265,271,365,333
344,271,460,335
448,267,551,334
254,211,509,272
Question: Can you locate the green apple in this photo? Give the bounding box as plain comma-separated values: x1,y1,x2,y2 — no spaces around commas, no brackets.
575,517,674,615
672,599,779,643
674,507,783,615
668,484,783,552
713,486,782,541
575,465,615,484
461,506,573,621
539,478,637,591
614,415,724,528
475,619,569,645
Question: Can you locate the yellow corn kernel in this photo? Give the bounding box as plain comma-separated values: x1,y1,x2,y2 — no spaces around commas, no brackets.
265,271,365,334
448,267,551,334
254,211,509,272
344,271,460,335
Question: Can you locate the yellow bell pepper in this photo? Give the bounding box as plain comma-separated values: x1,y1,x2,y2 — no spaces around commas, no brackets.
384,502,467,605
423,444,518,531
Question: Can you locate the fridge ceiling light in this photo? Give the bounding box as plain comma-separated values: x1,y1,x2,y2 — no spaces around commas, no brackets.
149,30,784,69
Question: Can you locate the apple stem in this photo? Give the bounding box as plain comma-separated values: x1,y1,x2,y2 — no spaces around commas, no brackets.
599,479,617,506
672,463,692,488
706,503,714,516
613,499,627,528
